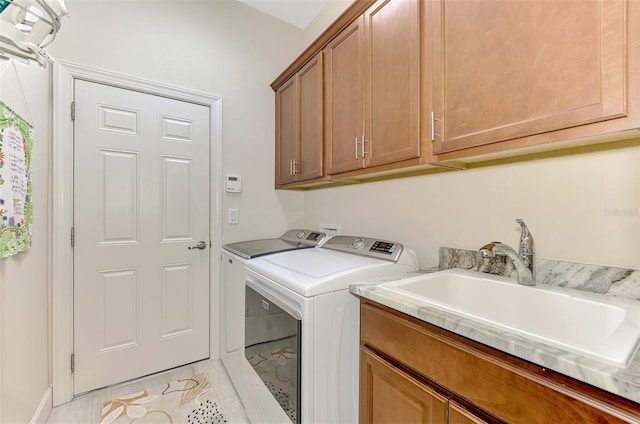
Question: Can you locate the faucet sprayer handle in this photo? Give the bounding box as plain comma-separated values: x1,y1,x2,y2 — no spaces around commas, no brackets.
516,219,534,257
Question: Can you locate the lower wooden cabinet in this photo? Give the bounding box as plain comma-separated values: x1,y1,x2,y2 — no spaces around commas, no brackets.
449,402,490,424
361,347,492,424
360,348,448,423
359,299,640,424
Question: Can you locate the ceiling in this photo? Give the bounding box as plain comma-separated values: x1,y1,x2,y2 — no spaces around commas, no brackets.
67,0,333,30
236,0,330,29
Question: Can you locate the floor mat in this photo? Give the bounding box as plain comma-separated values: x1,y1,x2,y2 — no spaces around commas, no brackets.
100,372,227,424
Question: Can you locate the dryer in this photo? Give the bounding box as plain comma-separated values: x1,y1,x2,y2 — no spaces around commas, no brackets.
220,229,327,355
244,235,419,424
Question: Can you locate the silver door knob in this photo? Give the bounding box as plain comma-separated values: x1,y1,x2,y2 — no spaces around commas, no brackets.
188,241,207,250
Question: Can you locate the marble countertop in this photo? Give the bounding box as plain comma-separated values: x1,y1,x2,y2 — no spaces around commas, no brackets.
351,269,640,405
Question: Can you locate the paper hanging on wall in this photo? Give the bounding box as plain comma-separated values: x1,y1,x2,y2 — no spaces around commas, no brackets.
0,100,33,259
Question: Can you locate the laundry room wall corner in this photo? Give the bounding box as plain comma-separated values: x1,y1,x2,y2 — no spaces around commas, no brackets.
0,60,52,424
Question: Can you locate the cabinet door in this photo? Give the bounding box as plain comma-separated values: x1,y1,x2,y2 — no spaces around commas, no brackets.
449,402,490,424
364,0,421,167
432,0,628,154
325,16,366,175
360,348,448,424
298,52,324,182
275,76,298,185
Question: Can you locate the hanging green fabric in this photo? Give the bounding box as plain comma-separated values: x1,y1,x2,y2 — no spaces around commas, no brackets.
0,100,33,259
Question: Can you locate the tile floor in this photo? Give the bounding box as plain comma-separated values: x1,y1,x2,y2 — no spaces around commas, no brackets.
47,359,250,424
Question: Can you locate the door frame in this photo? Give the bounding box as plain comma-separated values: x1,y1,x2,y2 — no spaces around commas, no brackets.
51,61,222,405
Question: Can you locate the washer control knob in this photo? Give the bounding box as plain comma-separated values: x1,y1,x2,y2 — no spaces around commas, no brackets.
296,230,306,239
351,238,364,249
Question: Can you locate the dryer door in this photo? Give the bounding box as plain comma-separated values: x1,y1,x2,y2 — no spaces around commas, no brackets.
245,282,301,424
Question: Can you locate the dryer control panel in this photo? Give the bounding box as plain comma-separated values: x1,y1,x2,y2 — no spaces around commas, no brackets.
370,240,398,254
323,236,403,262
281,229,327,246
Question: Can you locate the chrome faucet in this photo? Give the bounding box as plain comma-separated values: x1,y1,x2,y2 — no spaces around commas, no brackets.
478,219,536,286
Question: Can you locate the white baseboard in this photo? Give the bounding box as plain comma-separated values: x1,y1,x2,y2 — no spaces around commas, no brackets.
29,386,52,424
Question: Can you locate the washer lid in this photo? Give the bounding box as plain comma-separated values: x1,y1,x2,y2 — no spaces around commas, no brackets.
222,229,327,260
246,247,417,297
223,238,311,260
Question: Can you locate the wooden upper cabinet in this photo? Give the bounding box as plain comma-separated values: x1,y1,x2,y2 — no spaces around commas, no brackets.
297,53,324,182
274,0,639,186
432,0,630,154
275,76,298,186
324,0,421,176
364,0,421,167
325,16,366,175
275,52,323,187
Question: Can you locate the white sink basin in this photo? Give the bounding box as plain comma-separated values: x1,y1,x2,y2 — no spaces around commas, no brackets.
379,269,640,367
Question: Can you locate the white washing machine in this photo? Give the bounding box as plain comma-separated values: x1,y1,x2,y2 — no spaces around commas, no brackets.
244,236,419,424
220,229,327,355
223,229,327,261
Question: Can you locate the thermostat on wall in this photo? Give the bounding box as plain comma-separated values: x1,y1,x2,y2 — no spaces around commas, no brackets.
226,175,242,193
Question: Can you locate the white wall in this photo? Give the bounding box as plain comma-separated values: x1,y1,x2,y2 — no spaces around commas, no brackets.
50,0,329,243
0,61,51,424
301,0,353,46
305,144,640,270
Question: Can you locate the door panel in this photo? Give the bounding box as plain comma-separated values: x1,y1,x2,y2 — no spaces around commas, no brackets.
97,149,138,244
73,80,210,394
98,269,138,351
161,264,193,337
433,0,627,153
364,0,421,167
450,402,490,424
298,52,323,182
324,16,366,175
275,77,298,185
161,156,192,240
360,348,448,423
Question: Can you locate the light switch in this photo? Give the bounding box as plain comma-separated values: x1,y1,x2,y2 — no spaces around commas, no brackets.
228,208,239,224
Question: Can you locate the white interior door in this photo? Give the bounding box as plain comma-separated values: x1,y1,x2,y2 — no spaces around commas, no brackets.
73,80,210,394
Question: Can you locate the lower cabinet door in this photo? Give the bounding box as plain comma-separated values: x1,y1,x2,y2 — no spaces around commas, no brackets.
360,347,448,423
449,402,490,424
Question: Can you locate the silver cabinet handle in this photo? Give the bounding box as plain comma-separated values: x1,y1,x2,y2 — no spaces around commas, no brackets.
361,134,368,158
431,111,441,142
355,137,360,159
188,241,207,250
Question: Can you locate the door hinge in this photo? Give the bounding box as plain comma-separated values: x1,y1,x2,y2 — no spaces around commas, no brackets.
71,227,75,247
71,353,75,373
71,102,76,121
